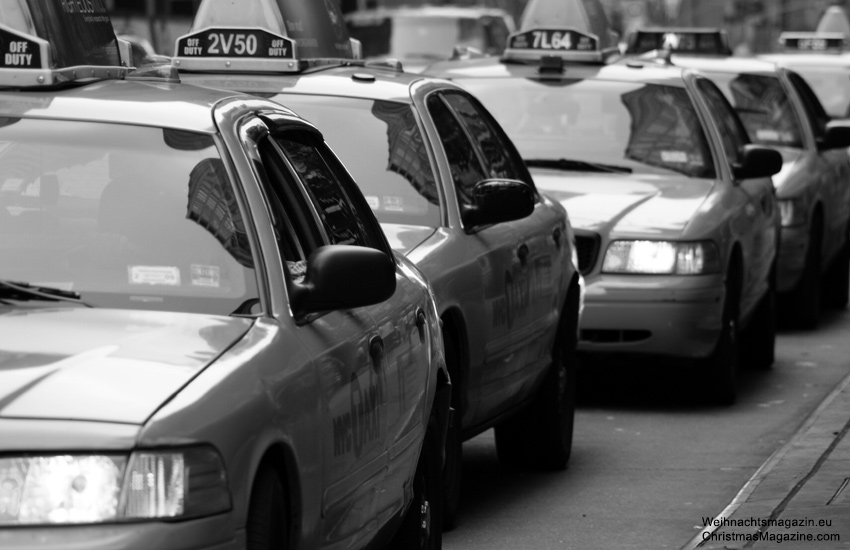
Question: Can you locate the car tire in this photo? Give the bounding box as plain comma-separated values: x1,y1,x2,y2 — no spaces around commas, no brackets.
246,464,289,550
704,272,740,405
495,295,577,471
441,331,462,531
742,267,776,371
386,419,443,550
782,221,821,329
824,228,850,309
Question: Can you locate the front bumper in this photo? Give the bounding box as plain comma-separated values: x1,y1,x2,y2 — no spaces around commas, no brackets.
776,224,809,294
0,514,243,550
577,273,724,360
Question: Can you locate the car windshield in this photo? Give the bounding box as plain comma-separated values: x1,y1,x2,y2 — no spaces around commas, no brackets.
282,95,441,227
790,66,850,118
347,14,508,60
0,118,259,315
707,72,804,148
456,78,717,178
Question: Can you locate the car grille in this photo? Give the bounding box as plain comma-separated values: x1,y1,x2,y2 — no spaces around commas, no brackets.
574,232,600,275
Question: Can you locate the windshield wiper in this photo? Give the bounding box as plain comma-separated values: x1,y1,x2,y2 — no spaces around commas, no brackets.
0,280,93,308
525,158,633,174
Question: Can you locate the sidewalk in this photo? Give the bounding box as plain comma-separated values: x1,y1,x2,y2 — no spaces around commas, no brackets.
683,371,850,550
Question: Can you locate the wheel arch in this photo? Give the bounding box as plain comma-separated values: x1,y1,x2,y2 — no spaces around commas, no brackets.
248,442,302,547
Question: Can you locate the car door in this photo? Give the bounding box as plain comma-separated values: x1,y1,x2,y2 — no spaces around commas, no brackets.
785,69,850,265
251,126,388,546
426,90,562,424
695,77,777,320
261,121,428,529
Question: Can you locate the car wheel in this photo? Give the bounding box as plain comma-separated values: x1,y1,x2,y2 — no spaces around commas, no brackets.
704,273,740,405
495,297,577,471
742,267,776,371
441,331,462,531
246,464,288,550
386,420,443,550
824,228,850,309
782,222,821,329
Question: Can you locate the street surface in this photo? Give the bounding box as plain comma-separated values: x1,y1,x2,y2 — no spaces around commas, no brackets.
445,308,850,550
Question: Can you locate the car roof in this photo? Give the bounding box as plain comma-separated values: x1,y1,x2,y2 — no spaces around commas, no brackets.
425,56,690,88
180,64,459,104
0,79,262,133
345,5,513,20
658,55,778,76
760,53,850,68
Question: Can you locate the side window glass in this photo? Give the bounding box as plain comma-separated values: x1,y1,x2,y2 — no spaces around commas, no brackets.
427,94,488,208
275,132,382,249
789,72,830,141
443,92,530,183
697,78,749,166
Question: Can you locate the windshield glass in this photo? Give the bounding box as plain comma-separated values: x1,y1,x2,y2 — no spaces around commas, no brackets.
792,66,850,118
456,78,717,178
707,72,804,148
348,14,508,60
0,119,258,315
283,95,441,227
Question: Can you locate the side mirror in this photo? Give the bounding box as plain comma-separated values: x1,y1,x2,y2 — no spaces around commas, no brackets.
733,145,783,180
462,179,535,228
819,120,850,150
290,245,396,317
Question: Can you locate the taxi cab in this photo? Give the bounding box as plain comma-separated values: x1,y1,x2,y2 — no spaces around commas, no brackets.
627,28,850,328
427,17,783,403
172,0,582,527
760,33,850,118
0,4,450,550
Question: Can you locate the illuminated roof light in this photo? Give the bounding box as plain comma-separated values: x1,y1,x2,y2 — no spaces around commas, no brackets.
174,0,362,74
503,27,614,64
778,32,848,53
625,28,732,56
0,0,131,87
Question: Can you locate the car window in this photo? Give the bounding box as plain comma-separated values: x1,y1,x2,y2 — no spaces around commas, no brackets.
696,78,750,167
279,95,441,227
457,77,716,179
427,93,488,208
788,70,831,142
0,119,259,315
707,72,803,148
275,132,385,250
791,66,850,118
442,91,534,186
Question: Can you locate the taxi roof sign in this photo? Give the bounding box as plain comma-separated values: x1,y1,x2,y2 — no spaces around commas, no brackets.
625,28,732,56
520,0,618,52
503,27,613,63
174,0,359,73
0,0,131,86
778,32,848,53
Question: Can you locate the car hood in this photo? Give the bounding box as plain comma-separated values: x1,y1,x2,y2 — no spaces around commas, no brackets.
531,169,714,238
0,308,253,424
381,223,438,255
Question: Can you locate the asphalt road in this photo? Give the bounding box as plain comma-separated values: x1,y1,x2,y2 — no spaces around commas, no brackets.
444,308,850,550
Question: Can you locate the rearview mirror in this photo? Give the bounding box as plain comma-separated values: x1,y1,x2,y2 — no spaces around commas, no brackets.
290,245,396,317
462,179,535,228
733,145,783,180
819,120,850,150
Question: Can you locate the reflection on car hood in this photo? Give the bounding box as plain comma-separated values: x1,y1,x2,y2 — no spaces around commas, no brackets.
381,223,438,255
532,169,714,238
0,308,253,424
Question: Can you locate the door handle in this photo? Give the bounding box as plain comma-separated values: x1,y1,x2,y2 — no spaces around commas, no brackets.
516,243,529,266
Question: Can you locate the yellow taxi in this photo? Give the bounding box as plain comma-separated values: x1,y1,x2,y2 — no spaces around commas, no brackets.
172,0,582,528
627,29,850,328
0,3,450,549
427,15,783,403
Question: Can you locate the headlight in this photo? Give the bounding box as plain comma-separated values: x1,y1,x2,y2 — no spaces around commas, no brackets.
778,198,806,227
602,240,720,275
0,446,229,526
